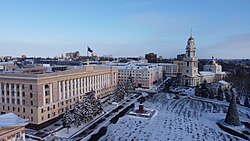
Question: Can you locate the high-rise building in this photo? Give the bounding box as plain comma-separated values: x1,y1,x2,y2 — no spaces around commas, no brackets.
145,53,157,63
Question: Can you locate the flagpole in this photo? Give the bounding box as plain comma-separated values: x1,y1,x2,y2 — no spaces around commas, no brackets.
87,46,89,57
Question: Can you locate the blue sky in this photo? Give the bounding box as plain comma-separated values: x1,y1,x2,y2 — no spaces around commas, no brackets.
0,0,250,59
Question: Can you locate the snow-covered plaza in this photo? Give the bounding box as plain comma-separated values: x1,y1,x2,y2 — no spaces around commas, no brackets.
100,93,250,141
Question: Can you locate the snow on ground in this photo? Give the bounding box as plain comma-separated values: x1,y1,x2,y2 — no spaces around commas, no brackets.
100,93,249,141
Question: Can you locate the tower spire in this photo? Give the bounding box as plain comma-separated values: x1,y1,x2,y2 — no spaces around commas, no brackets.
190,28,192,37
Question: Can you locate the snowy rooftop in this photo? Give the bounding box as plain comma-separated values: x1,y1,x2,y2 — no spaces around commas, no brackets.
0,113,28,128
218,80,229,85
199,71,215,76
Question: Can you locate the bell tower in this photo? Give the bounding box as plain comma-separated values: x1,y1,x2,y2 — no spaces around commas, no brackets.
181,31,200,86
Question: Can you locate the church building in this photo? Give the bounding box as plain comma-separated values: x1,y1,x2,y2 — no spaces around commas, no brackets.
181,35,200,86
181,34,226,87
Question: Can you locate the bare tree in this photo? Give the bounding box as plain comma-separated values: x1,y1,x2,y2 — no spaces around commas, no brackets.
226,68,250,98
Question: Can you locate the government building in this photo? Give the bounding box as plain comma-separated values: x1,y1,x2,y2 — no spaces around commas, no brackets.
0,65,118,129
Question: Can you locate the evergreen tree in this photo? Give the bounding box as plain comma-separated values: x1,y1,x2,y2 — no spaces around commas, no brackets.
95,97,103,115
244,97,249,107
115,84,125,101
209,89,215,99
73,100,81,128
224,94,241,126
217,86,224,101
62,108,72,134
236,97,241,104
225,88,231,102
80,95,89,123
194,85,200,97
200,83,209,98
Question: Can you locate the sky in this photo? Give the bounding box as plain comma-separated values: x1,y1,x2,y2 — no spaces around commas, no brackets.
0,0,250,59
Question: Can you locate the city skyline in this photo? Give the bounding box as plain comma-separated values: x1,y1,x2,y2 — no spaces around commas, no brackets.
0,0,250,59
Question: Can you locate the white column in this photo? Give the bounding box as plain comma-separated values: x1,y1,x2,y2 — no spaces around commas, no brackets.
67,80,69,98
74,79,76,96
71,79,74,96
84,77,86,93
43,85,46,106
58,81,61,101
0,83,2,103
77,78,80,95
49,84,53,104
86,77,89,92
19,86,22,105
9,84,12,104
80,78,83,94
97,76,99,90
90,76,92,90
94,76,96,90
14,84,17,105
62,81,65,100
4,84,7,103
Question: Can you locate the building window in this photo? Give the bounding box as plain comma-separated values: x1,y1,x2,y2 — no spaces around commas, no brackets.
30,93,33,98
42,116,44,121
47,107,50,111
186,70,189,73
48,114,50,119
41,108,44,113
22,84,25,89
53,105,55,109
29,85,33,90
22,100,25,105
13,107,15,111
23,108,25,113
187,62,189,67
18,107,20,112
31,109,33,114
31,101,33,106
31,117,33,121
22,92,25,97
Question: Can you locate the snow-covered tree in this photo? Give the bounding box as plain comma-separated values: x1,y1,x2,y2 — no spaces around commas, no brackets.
244,97,249,107
79,95,89,123
236,97,241,104
115,83,125,101
97,97,103,115
224,94,241,126
62,108,72,134
194,85,200,97
73,100,81,128
125,75,135,95
200,83,209,98
225,88,231,102
209,90,215,99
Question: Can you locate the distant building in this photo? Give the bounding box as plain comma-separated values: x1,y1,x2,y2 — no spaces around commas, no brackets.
177,54,186,61
202,56,226,81
0,113,28,141
158,63,178,77
145,53,157,63
109,62,162,89
0,66,118,129
173,60,184,76
65,51,80,60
